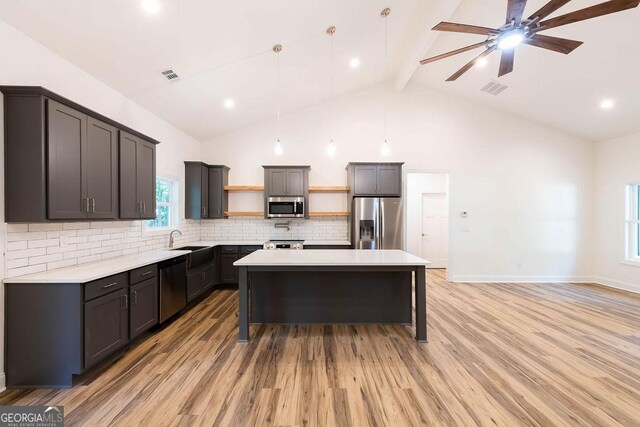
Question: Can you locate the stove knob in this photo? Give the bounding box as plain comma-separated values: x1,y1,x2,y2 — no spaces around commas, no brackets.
269,243,276,250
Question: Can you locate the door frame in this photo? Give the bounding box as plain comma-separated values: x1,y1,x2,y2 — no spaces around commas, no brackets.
403,169,452,281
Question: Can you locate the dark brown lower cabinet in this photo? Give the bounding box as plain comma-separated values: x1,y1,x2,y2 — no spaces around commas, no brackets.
220,253,239,284
187,272,204,302
202,265,216,291
130,278,158,339
84,288,129,369
187,265,217,302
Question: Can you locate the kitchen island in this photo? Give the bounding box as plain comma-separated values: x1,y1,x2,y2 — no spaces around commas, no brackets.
234,249,430,342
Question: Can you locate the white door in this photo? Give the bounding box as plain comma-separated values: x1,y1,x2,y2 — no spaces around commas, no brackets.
421,193,448,268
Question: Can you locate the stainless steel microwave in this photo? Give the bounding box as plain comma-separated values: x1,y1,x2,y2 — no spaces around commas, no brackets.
267,197,305,218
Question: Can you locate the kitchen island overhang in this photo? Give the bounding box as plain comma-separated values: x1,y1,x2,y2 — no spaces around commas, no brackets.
234,249,430,342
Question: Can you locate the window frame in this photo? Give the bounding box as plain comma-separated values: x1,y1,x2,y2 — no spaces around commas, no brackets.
143,174,180,235
624,183,640,265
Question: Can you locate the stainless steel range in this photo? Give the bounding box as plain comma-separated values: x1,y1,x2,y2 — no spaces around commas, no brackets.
263,240,304,250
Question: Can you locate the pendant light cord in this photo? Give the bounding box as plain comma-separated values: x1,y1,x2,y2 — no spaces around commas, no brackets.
383,10,389,142
330,30,335,142
276,52,281,140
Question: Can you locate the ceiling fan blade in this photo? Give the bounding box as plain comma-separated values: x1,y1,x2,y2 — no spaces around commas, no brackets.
506,0,528,23
498,49,515,77
524,34,583,54
446,48,496,82
528,0,572,20
540,0,640,30
432,21,497,36
420,41,488,65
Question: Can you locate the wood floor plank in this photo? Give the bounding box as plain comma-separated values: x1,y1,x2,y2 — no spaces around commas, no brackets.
2,269,640,426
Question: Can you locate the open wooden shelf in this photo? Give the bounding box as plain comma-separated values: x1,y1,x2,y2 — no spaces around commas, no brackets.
224,211,350,217
224,186,264,191
224,212,264,217
308,212,350,217
309,186,350,192
223,185,349,192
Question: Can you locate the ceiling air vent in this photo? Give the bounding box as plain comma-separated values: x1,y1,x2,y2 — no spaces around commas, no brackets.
480,81,508,96
160,69,180,81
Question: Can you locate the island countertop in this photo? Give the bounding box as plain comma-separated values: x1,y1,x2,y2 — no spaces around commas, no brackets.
234,249,430,267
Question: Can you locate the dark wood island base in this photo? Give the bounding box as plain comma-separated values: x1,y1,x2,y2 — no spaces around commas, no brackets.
238,261,427,343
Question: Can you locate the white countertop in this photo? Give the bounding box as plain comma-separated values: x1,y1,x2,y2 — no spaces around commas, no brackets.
234,249,430,267
3,240,355,284
177,240,351,248
4,250,191,284
186,240,267,247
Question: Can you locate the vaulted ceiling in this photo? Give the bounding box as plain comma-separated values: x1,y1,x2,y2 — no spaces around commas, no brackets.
1,0,638,142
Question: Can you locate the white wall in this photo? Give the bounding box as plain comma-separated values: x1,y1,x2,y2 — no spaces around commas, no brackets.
202,83,596,283
594,133,640,293
0,18,204,389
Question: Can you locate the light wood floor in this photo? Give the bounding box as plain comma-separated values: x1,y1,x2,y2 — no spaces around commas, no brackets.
2,270,640,426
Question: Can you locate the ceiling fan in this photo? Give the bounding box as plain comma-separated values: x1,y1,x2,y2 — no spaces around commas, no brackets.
420,0,640,81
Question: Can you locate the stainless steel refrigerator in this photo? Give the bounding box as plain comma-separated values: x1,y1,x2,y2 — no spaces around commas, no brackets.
352,198,403,249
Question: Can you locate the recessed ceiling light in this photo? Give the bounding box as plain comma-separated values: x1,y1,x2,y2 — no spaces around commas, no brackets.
475,57,488,68
600,99,615,110
223,99,235,109
498,29,524,50
349,58,361,69
141,0,161,14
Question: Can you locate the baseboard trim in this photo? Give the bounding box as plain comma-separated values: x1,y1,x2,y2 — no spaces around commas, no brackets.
446,275,640,295
447,275,594,284
591,276,640,295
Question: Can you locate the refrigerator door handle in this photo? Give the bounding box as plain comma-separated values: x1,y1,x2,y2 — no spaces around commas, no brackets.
378,199,386,249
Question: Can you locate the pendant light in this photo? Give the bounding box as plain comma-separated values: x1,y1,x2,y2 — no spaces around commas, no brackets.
326,26,337,156
273,44,284,156
381,8,391,157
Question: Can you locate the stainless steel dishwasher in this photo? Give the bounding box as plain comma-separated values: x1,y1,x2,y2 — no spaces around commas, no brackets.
159,256,187,323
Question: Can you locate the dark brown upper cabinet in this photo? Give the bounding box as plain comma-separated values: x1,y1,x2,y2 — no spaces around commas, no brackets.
47,100,88,220
263,166,310,219
208,166,229,219
264,167,307,197
119,132,156,220
346,162,404,197
45,101,118,220
184,162,229,219
0,86,159,223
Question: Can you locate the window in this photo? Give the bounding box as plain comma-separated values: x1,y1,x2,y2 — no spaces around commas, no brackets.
145,176,179,231
626,184,640,263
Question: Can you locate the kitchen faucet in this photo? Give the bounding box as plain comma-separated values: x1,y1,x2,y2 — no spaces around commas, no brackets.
168,229,183,248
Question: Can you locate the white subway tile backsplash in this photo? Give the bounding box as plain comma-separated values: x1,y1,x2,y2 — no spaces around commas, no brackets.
5,217,346,278
28,223,63,232
6,241,27,251
200,217,348,242
27,239,59,248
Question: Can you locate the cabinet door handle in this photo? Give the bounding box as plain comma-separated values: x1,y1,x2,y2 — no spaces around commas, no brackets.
132,290,138,305
90,198,95,213
202,206,206,216
85,197,90,213
140,271,152,276
121,294,128,309
102,282,118,289
143,202,146,214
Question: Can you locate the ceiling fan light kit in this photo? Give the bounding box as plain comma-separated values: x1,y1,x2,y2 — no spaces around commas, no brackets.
420,0,640,81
